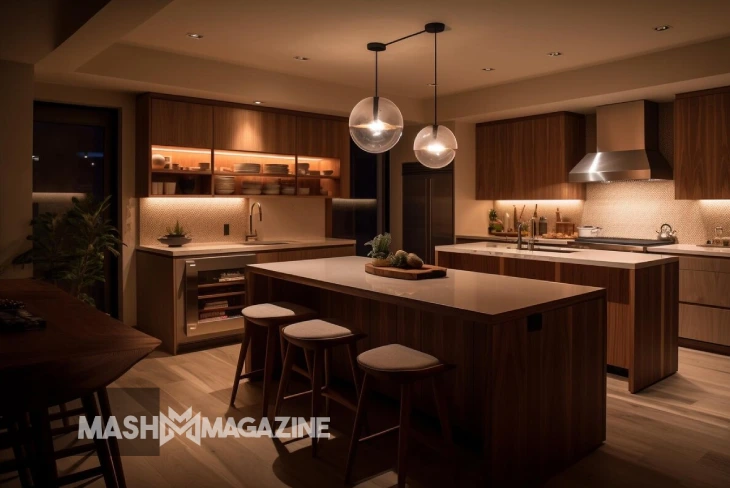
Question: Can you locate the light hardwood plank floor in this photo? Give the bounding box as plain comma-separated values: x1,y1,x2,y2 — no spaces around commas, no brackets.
2,347,729,487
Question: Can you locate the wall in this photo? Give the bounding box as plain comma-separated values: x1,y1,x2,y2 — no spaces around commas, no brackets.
453,121,492,236
139,196,325,245
33,82,138,323
0,61,34,278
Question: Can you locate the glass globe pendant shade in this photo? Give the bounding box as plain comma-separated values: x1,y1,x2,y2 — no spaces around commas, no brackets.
413,124,457,168
349,96,404,153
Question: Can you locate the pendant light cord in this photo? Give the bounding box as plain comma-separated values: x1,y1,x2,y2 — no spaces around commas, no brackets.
433,31,438,127
375,51,379,98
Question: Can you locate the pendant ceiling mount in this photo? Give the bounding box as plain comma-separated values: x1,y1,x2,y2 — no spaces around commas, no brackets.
349,22,457,161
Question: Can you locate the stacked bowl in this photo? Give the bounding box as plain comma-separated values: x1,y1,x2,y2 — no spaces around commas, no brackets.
263,182,280,195
214,176,235,195
241,181,263,195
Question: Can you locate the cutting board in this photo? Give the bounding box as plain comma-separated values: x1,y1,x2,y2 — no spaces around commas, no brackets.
364,263,447,280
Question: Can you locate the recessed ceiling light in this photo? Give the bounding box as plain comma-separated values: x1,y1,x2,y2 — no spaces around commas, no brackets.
482,68,495,71
547,51,562,57
293,56,310,61
187,33,203,39
654,25,671,31
253,101,263,105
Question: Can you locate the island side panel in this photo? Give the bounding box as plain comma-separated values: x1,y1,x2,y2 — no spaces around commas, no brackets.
630,261,679,392
485,296,607,484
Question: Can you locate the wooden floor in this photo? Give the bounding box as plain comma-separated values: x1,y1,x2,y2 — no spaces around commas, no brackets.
2,346,730,487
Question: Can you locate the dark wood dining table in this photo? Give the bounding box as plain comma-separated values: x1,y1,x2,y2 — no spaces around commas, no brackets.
0,279,161,487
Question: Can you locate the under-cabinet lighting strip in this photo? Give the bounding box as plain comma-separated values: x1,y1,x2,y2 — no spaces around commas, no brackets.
151,147,322,162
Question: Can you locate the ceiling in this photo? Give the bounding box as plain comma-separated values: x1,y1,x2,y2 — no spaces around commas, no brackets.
121,0,730,98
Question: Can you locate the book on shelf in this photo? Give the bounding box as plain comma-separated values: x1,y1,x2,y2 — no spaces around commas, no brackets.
203,300,228,310
200,310,227,320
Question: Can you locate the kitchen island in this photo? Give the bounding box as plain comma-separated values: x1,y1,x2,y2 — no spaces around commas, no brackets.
436,243,679,393
246,256,607,484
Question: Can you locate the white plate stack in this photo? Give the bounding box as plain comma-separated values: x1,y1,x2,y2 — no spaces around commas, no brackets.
241,181,263,195
281,186,296,195
264,164,289,175
233,163,261,174
214,176,236,195
263,183,280,195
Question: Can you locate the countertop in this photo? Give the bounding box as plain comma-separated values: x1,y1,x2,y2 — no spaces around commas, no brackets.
436,242,678,269
457,234,575,246
137,238,356,257
647,243,730,258
248,256,604,323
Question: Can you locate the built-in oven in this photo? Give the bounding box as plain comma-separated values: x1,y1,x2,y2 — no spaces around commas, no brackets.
184,254,256,337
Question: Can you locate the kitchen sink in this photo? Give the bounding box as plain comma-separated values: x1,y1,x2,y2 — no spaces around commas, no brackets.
242,241,291,246
506,246,579,254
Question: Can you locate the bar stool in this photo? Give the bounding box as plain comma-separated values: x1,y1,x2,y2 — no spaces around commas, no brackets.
274,319,366,457
230,302,317,418
345,344,455,488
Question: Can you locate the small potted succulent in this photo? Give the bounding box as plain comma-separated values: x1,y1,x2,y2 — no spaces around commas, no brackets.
158,220,193,247
488,209,503,235
365,233,393,267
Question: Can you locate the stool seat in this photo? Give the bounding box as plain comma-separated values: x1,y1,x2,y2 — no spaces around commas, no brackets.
242,302,315,323
357,344,440,371
283,319,354,340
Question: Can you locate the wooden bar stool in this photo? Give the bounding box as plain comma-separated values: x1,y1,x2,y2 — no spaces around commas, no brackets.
345,344,455,488
230,302,317,418
274,319,366,457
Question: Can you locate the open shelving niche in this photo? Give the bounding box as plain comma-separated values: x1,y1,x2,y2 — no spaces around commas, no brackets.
148,146,341,198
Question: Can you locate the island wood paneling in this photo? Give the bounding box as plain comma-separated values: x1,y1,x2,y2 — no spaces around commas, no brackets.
246,269,606,484
213,106,297,154
475,112,586,200
675,86,730,199
436,250,679,393
150,98,214,148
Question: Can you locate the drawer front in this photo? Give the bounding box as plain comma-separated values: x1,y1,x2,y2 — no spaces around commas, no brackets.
679,303,730,346
679,269,730,308
679,255,730,273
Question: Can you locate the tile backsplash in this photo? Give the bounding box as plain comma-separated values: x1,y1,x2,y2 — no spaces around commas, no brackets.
139,198,249,245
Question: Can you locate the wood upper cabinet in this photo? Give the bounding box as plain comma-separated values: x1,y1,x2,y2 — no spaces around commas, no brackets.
214,106,297,154
476,112,586,200
150,99,213,148
296,116,349,159
674,86,730,200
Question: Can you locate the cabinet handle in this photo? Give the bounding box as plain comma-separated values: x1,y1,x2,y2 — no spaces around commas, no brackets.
527,313,542,332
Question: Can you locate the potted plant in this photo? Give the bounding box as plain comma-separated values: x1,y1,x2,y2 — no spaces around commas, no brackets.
488,209,503,235
158,220,193,247
365,233,393,267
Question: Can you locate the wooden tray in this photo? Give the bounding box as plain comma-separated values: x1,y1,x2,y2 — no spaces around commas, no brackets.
365,263,447,280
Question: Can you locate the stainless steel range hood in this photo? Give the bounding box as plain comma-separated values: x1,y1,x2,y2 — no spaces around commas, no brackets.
569,100,673,182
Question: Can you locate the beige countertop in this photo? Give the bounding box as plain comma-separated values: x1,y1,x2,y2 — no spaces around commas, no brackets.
137,238,356,257
436,242,678,269
647,243,730,258
248,256,604,323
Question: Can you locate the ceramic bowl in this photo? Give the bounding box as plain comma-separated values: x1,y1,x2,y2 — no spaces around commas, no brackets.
158,235,192,247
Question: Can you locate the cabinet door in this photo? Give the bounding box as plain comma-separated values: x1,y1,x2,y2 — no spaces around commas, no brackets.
150,99,213,148
403,174,429,262
214,106,296,154
675,91,730,199
296,116,349,158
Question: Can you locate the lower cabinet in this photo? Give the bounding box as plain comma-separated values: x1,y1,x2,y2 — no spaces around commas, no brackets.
136,245,355,354
677,255,730,350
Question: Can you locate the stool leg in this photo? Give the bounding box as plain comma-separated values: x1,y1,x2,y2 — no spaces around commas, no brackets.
345,373,370,484
230,323,252,406
8,418,32,488
397,383,412,488
324,348,332,417
59,403,70,428
274,342,296,417
310,349,324,457
261,325,278,420
81,395,119,488
346,343,362,398
98,388,127,488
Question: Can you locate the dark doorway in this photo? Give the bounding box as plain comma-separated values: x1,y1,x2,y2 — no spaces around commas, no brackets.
32,102,120,317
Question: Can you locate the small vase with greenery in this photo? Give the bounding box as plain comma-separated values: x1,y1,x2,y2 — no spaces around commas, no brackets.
23,195,123,307
365,233,392,267
488,209,503,235
158,220,192,247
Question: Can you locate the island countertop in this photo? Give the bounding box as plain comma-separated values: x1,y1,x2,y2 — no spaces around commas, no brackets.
647,243,730,258
436,242,678,269
248,256,604,323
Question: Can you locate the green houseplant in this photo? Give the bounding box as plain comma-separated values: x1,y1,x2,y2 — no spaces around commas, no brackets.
365,233,392,267
158,220,193,247
26,195,123,307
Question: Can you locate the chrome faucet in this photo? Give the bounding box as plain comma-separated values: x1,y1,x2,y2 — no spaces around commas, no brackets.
246,202,262,242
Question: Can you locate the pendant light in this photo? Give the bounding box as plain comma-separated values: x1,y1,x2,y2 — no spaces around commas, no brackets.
349,43,404,154
414,23,457,168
